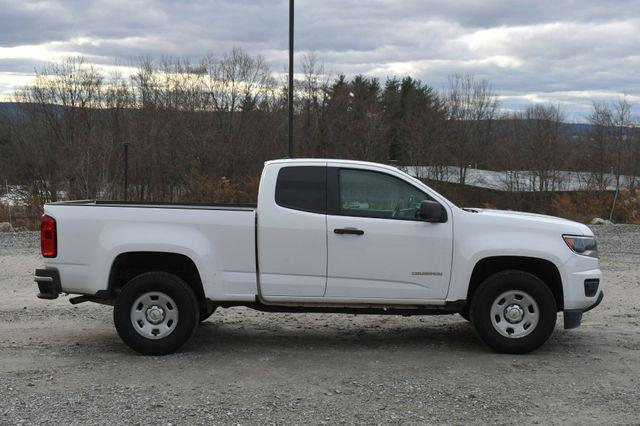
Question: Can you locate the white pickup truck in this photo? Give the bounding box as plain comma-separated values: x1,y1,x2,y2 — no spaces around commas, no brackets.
35,159,603,355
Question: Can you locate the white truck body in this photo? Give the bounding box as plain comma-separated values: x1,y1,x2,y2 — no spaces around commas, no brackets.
35,159,604,354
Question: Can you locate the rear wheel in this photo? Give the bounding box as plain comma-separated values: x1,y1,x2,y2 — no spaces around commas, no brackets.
114,272,200,355
470,270,557,354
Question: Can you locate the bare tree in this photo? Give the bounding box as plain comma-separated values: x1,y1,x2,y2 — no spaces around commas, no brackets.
12,57,104,200
612,96,633,190
444,74,499,184
630,124,640,191
299,52,331,156
587,102,615,190
511,105,568,192
202,48,276,176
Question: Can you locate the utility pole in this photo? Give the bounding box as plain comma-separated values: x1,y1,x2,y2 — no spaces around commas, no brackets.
288,0,294,158
123,142,129,201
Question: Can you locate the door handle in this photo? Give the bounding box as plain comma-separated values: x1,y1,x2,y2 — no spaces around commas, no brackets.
334,227,364,235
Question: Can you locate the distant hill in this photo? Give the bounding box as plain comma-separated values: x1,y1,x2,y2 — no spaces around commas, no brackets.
0,102,20,118
0,102,90,120
0,102,605,138
561,122,595,136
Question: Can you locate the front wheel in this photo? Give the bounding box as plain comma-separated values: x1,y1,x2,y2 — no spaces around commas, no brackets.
470,270,557,354
114,272,200,355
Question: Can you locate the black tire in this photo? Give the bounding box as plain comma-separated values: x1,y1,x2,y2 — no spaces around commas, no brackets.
470,270,557,354
114,271,200,355
200,304,217,322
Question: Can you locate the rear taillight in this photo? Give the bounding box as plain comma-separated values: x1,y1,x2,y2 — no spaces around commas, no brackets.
41,215,57,258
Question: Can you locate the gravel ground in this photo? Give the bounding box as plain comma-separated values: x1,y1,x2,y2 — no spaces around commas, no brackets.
1,227,639,424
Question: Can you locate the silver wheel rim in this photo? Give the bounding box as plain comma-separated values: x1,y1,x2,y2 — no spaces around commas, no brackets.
490,290,539,339
130,292,179,340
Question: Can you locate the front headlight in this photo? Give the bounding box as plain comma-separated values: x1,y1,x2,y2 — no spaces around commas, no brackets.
563,235,598,258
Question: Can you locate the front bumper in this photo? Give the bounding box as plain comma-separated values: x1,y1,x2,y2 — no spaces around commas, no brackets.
34,268,61,299
563,290,604,329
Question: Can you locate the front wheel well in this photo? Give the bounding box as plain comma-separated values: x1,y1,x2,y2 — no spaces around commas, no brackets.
467,256,563,311
108,252,207,311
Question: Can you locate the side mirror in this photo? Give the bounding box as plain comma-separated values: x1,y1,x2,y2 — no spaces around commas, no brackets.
419,200,446,223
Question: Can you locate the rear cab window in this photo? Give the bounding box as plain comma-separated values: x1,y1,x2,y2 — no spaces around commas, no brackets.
275,166,326,213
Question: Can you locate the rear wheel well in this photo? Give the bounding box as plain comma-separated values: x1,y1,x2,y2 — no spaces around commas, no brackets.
108,252,207,312
467,256,563,311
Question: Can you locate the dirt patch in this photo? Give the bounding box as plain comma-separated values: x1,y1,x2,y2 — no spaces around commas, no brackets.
1,227,639,424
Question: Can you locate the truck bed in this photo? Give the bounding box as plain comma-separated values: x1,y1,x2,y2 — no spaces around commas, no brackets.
43,201,258,297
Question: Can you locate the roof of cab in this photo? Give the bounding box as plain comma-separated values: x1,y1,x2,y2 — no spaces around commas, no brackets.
264,158,400,172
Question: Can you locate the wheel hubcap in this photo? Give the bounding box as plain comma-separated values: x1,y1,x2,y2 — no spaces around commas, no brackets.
504,304,525,323
145,305,165,324
490,290,539,338
130,292,179,340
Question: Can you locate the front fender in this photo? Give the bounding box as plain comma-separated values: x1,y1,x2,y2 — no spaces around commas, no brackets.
447,222,571,301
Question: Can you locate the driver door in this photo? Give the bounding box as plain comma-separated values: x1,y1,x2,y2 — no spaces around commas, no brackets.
325,167,453,301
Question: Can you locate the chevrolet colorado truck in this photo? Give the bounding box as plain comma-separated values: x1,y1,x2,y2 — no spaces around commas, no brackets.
34,159,603,355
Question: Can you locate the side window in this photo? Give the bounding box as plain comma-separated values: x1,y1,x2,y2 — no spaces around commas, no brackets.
339,169,430,220
275,166,326,213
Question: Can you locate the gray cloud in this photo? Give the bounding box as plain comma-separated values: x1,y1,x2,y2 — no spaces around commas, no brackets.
0,0,638,118
0,58,48,74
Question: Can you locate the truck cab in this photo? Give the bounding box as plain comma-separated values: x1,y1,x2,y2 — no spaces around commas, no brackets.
257,159,452,302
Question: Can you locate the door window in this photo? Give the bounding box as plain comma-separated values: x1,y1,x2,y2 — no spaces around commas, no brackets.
339,169,430,220
275,166,326,213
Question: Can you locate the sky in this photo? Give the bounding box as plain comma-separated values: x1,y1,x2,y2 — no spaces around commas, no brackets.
0,0,639,120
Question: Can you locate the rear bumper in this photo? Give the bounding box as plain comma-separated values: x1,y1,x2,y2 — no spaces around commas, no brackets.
564,290,604,329
34,268,62,299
